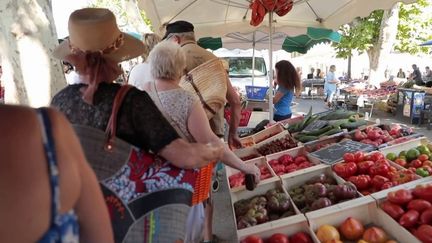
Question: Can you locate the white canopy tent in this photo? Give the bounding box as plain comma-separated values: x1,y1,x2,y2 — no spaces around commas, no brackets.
139,0,417,120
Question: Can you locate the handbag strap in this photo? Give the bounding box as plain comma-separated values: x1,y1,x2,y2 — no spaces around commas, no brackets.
105,85,133,151
147,81,188,139
184,74,216,115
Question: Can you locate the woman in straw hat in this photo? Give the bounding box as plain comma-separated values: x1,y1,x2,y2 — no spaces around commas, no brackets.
51,8,223,242
0,106,113,243
144,41,261,243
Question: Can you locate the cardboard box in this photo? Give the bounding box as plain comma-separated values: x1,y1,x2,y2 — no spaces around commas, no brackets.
230,179,301,237
378,137,430,155
265,146,328,180
281,167,356,214
234,146,262,161
307,196,420,242
253,123,284,144
237,214,318,242
225,157,279,193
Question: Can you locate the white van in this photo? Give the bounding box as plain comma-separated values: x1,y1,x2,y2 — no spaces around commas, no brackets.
214,49,269,94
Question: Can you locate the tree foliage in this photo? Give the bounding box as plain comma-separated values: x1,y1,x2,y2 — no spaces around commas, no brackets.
333,0,432,59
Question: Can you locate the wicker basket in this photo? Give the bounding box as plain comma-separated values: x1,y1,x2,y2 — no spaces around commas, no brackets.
180,58,227,119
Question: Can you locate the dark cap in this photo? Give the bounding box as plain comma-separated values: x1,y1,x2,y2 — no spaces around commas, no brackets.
162,20,194,40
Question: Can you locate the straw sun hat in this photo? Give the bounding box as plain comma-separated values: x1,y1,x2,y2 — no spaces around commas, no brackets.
53,8,144,62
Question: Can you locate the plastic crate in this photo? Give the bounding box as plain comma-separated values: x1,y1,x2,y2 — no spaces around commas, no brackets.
224,109,252,127
245,86,269,100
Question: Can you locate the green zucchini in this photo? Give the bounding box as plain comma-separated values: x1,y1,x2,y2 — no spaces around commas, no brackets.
318,127,342,137
297,135,318,143
340,120,368,130
327,119,349,127
301,125,334,136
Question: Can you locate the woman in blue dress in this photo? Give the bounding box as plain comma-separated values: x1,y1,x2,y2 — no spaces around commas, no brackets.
273,60,301,121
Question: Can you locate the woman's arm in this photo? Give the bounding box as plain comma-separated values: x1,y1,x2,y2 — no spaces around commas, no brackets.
132,91,223,169
225,79,242,149
273,90,285,104
50,109,114,243
187,102,260,181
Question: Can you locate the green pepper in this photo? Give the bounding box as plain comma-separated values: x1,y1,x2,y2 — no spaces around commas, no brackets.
416,168,430,177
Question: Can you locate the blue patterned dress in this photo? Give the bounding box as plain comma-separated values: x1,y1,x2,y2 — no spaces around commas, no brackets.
37,108,79,243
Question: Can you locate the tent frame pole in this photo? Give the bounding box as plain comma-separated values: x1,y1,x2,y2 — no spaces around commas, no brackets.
268,11,274,121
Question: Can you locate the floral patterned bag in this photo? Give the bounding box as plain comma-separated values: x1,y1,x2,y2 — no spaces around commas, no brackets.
74,85,196,243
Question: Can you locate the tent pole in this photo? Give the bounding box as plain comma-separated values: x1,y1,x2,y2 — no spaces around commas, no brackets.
252,31,256,87
268,12,274,121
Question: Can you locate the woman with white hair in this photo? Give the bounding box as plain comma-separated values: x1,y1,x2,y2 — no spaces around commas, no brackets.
143,41,260,243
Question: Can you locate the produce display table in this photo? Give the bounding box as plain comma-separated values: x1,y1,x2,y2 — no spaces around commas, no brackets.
228,110,432,242
302,79,325,100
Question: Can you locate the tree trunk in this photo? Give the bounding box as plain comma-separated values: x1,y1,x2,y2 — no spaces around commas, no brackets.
122,0,151,34
367,3,400,88
0,0,65,106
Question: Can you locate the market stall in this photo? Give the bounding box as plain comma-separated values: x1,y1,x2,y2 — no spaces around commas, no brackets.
226,108,432,242
302,79,325,100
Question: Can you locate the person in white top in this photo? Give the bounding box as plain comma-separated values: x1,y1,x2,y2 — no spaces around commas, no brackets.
128,33,161,90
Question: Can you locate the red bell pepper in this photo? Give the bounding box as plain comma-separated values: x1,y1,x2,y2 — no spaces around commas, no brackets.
348,175,371,190
415,224,432,243
371,175,389,190
381,201,405,220
408,199,432,213
399,210,419,228
333,162,358,179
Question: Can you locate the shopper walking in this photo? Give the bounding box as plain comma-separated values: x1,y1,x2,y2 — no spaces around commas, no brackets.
273,60,301,121
51,8,223,243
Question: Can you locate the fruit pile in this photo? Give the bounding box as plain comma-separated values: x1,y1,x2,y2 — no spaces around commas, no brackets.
386,144,432,178
229,165,273,188
268,154,313,176
380,185,432,242
256,135,297,156
316,217,396,243
333,151,418,194
241,231,313,243
352,124,414,147
234,188,295,229
288,174,357,213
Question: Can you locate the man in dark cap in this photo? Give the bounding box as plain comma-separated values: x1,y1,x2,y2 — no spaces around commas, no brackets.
164,20,242,243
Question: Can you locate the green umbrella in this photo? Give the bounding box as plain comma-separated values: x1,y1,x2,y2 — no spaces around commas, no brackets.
197,37,223,50
282,27,341,54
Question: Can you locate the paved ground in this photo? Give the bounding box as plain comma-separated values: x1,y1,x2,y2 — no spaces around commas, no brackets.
212,97,432,242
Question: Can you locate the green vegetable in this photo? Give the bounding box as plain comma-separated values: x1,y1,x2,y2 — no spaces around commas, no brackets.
320,109,357,120
297,135,319,143
298,107,313,129
340,119,368,130
327,119,349,127
301,125,334,136
318,127,342,137
416,168,429,177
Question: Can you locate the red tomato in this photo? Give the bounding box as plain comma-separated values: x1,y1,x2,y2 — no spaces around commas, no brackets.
413,184,432,203
333,162,358,179
370,152,385,162
278,154,294,165
294,155,308,164
357,160,374,174
420,208,432,225
348,175,371,190
399,210,419,228
411,159,423,168
372,175,390,190
343,153,356,163
408,199,432,213
354,151,366,163
394,158,407,167
381,201,405,220
414,225,432,243
241,235,264,243
289,232,313,243
419,154,429,162
388,189,413,205
423,160,432,167
267,233,289,243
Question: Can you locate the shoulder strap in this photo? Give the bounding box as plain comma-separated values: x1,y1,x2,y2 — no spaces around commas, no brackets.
36,108,60,221
105,85,133,151
147,81,188,139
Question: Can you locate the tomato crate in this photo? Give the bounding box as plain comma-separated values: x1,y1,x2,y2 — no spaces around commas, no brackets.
233,147,262,162
237,136,255,149
252,123,284,144
306,196,418,243
378,137,430,156
230,179,301,237
224,109,252,127
238,214,317,242
226,157,279,193
330,151,421,197
282,167,360,215
370,179,432,243
265,146,327,180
